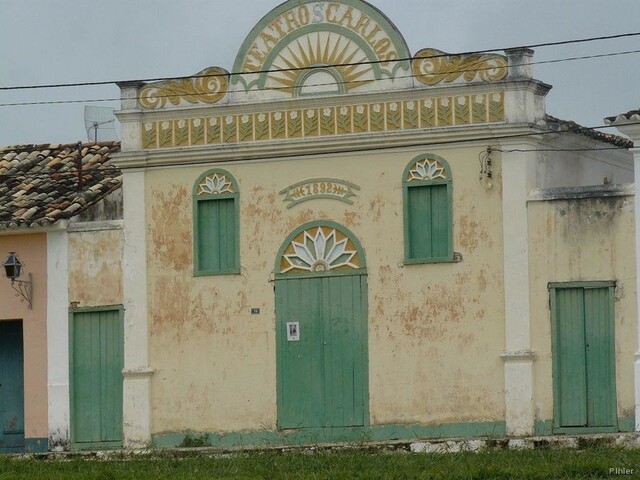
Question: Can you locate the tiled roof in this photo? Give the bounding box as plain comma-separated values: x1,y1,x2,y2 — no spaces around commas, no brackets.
0,142,121,228
545,115,632,148
604,109,640,125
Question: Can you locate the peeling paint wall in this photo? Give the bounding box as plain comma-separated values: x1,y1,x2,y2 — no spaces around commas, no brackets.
145,146,506,434
528,195,637,423
0,233,48,440
68,228,124,307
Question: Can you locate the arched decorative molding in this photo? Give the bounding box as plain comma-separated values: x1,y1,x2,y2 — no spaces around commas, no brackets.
403,153,452,184
139,67,229,109
193,168,238,196
275,221,366,276
412,48,508,86
232,0,411,95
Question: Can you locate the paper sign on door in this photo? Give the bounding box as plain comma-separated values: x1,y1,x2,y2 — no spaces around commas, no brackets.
287,322,300,342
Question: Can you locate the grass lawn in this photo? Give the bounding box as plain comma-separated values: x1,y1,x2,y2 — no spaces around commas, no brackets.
0,447,639,479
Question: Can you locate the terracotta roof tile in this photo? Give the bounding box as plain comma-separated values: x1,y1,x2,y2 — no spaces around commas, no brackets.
545,115,632,148
0,141,121,228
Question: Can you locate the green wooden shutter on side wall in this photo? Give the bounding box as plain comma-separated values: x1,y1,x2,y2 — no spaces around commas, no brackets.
407,184,450,260
197,198,237,273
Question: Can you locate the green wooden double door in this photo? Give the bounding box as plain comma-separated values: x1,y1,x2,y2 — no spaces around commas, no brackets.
276,275,368,429
0,321,25,452
551,283,617,432
70,308,124,448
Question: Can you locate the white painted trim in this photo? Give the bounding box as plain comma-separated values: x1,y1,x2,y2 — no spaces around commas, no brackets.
121,170,151,448
67,220,124,233
46,231,70,450
122,367,155,378
500,350,536,361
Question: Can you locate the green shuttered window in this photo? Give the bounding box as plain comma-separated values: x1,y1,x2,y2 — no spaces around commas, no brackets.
193,169,240,275
403,154,453,263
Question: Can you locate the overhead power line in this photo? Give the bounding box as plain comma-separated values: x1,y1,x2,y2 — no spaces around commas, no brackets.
1,31,640,92
1,48,639,108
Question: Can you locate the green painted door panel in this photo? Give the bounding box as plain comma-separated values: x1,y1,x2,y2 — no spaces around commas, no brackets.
584,287,616,427
277,275,367,429
71,309,124,446
553,285,616,430
555,287,587,427
276,278,324,428
0,321,25,450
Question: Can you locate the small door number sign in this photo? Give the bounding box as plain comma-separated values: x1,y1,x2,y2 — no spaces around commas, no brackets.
287,322,300,342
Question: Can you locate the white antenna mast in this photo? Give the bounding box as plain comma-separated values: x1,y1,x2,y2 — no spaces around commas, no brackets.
84,105,117,142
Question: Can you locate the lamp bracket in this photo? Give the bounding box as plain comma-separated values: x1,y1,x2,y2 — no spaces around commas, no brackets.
10,273,33,309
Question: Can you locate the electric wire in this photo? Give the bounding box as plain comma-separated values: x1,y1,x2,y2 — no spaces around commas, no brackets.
2,31,640,91
1,48,640,108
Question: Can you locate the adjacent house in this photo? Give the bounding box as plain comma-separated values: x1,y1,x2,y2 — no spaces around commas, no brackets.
0,142,122,452
112,0,637,449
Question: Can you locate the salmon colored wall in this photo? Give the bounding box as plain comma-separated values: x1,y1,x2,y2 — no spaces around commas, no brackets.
0,234,48,439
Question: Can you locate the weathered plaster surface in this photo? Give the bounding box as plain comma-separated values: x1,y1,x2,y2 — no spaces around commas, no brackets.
68,228,123,307
528,195,637,424
145,146,506,434
0,234,48,440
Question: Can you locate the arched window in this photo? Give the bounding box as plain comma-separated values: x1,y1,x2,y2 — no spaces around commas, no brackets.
193,169,240,275
403,154,453,263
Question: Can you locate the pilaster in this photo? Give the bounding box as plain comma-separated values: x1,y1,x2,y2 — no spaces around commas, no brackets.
121,169,153,448
607,119,640,431
46,230,70,450
500,142,537,435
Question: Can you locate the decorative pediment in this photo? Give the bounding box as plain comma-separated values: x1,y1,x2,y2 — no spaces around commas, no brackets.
232,0,411,97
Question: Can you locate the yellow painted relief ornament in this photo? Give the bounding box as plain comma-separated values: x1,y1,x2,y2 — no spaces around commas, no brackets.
412,48,508,86
408,158,447,182
196,173,235,195
139,67,229,109
281,227,361,274
280,178,360,208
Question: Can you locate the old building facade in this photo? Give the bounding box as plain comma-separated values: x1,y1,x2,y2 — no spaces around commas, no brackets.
112,0,637,449
1,0,637,454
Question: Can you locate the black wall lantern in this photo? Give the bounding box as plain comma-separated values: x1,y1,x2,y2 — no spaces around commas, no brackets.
2,252,33,309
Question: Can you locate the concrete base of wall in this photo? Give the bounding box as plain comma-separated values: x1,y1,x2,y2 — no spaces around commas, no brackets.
10,432,640,459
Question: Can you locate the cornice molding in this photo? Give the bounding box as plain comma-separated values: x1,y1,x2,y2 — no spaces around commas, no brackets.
113,123,540,170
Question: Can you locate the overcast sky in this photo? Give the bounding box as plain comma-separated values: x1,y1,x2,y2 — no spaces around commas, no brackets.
1,0,639,146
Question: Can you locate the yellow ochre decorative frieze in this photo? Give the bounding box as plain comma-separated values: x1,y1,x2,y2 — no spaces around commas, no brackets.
140,92,504,149
412,49,508,86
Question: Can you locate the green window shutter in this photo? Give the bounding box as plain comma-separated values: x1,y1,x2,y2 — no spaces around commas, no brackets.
407,184,450,260
197,198,237,273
